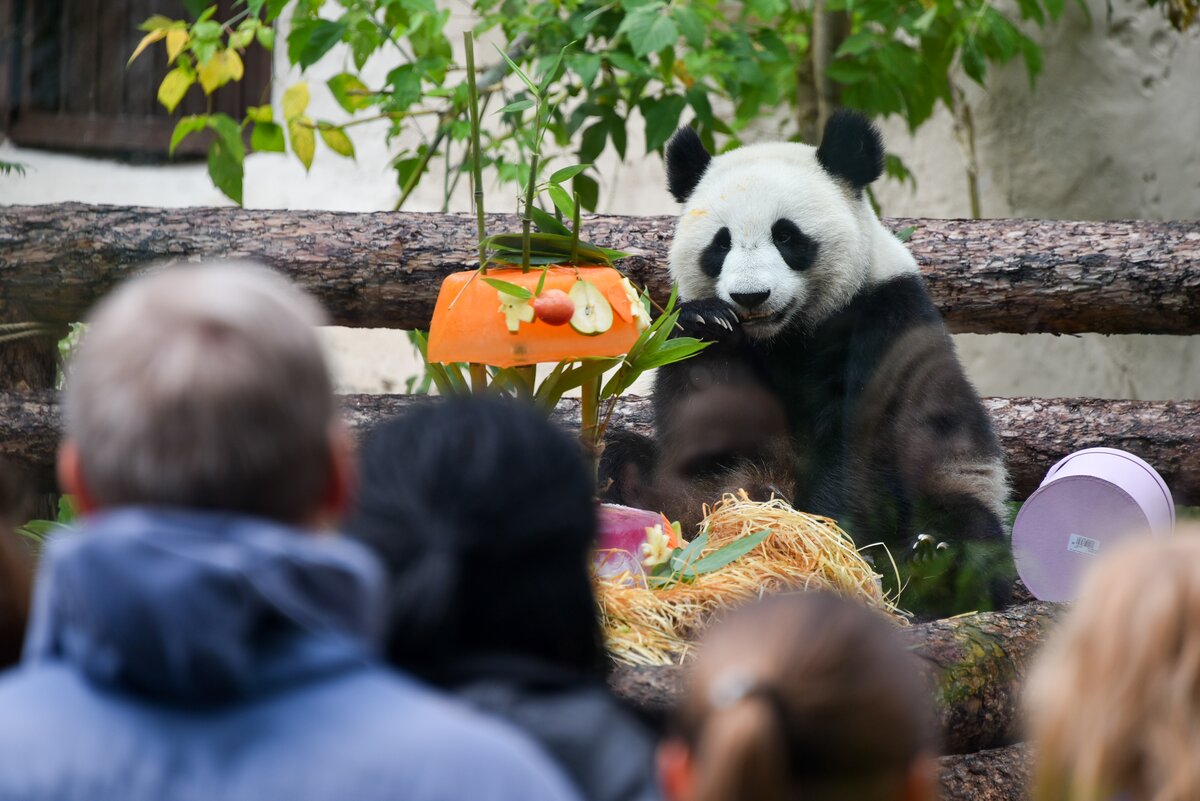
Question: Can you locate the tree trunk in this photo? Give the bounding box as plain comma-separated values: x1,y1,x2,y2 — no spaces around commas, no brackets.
0,301,60,519
607,602,1058,756
5,391,1196,504
940,743,1030,801
2,205,1197,334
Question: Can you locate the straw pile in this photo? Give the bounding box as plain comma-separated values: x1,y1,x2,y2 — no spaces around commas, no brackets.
596,493,904,666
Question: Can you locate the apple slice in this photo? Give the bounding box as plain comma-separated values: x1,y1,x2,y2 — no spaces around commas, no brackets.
568,279,614,335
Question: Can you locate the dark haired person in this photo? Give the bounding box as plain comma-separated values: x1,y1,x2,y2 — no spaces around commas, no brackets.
0,461,32,668
659,592,937,801
0,264,579,801
348,397,660,801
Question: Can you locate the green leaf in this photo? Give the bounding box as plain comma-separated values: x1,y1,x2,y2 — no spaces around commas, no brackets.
288,117,316,171
571,53,601,87
206,112,244,161
547,183,575,219
482,277,532,300
328,72,372,113
294,19,347,70
229,20,256,50
549,163,590,183
530,206,571,236
689,529,771,574
139,15,176,31
673,6,706,48
537,41,572,95
574,174,599,212
492,43,538,96
282,82,309,120
318,124,355,158
642,94,686,152
245,104,272,124
14,519,60,543
265,0,289,21
157,67,194,113
256,25,276,50
497,98,535,115
207,139,244,205
191,20,221,41
671,531,709,573
895,225,917,243
618,3,678,57
251,121,286,152
912,6,938,32
170,115,208,156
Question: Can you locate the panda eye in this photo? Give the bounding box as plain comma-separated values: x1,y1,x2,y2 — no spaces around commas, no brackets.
713,228,732,252
771,220,796,245
774,230,790,244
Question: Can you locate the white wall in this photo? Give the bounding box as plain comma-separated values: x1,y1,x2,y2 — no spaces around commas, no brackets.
3,0,1196,399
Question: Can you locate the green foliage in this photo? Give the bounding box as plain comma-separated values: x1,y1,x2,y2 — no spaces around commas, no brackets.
646,528,771,588
0,160,27,177
134,0,1080,207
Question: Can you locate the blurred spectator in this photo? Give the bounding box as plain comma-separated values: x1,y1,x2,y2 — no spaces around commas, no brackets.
1026,531,1200,801
659,592,937,801
348,397,660,801
0,460,33,668
0,264,579,801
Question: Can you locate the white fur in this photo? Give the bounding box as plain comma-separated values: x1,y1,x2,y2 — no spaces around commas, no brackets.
668,141,917,338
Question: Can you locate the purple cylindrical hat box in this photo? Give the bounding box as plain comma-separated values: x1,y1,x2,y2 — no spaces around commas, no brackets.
1012,447,1175,602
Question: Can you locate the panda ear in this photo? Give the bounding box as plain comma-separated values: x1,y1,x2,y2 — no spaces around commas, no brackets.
816,109,885,191
665,126,711,203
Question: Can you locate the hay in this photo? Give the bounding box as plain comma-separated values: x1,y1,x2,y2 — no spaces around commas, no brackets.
597,493,904,666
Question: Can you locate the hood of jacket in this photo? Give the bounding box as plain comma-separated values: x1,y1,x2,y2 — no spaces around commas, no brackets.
24,507,384,705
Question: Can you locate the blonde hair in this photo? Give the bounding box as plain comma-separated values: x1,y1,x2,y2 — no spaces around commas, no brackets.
64,262,334,523
673,592,935,801
1026,530,1200,801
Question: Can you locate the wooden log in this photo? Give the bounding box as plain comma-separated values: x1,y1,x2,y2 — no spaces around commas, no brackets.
608,602,1058,756
940,743,1030,801
1,204,1197,334
5,391,1196,504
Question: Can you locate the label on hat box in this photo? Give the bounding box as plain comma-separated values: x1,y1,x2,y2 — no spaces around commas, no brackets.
1067,533,1101,557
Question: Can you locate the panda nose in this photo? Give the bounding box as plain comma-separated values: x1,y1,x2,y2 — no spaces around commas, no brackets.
730,291,771,310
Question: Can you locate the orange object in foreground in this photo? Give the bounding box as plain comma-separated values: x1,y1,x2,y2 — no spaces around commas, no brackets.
427,265,644,368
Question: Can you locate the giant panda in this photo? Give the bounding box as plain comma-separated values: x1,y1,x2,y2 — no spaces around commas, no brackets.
638,110,1009,576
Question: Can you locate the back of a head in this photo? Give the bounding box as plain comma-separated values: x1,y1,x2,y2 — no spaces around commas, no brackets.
65,263,334,523
671,593,935,801
347,396,604,678
0,461,33,667
1026,531,1200,801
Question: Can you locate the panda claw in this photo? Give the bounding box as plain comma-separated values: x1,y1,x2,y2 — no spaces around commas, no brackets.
693,313,707,325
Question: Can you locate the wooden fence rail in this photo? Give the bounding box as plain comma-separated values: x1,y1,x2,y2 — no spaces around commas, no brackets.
4,391,1198,503
2,205,1198,334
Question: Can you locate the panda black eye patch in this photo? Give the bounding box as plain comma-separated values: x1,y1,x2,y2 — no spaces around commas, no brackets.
771,219,818,272
700,226,733,278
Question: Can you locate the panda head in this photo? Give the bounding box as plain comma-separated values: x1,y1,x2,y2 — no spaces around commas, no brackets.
665,110,906,339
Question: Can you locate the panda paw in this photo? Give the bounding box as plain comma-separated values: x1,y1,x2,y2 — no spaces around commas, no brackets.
674,299,742,342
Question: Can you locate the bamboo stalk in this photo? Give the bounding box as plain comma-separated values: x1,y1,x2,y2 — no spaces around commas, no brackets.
571,191,581,264
522,153,539,272
469,363,487,394
580,374,601,477
463,32,487,273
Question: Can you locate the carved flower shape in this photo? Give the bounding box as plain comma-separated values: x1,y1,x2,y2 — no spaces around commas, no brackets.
498,291,535,332
622,277,651,332
641,524,673,568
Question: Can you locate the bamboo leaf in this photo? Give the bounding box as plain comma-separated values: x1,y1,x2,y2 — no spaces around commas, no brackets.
481,277,532,299
530,206,571,236
492,43,538,96
689,529,771,574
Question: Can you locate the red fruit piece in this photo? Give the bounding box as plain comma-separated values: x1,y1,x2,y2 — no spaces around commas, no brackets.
533,288,575,326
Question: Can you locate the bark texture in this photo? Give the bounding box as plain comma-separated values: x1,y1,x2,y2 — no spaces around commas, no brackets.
2,204,1197,334
4,392,1195,504
940,743,1031,801
608,602,1058,756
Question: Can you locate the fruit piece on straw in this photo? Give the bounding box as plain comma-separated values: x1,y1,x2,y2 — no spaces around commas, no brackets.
533,288,575,326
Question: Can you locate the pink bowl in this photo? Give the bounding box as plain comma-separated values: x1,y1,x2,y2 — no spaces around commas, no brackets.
1012,447,1175,602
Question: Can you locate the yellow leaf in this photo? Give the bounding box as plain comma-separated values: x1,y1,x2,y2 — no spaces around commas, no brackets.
157,68,194,113
166,29,190,64
318,125,355,159
197,49,243,94
289,116,316,172
128,29,167,67
282,82,309,121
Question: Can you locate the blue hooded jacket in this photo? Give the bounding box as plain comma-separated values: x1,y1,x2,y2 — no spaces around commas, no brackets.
0,509,581,801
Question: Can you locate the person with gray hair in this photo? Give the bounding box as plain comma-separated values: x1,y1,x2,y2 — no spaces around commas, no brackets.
0,263,581,801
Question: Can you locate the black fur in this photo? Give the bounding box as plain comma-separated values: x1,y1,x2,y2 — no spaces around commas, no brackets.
816,109,885,190
700,226,731,278
665,126,712,203
653,275,1005,557
770,219,819,272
